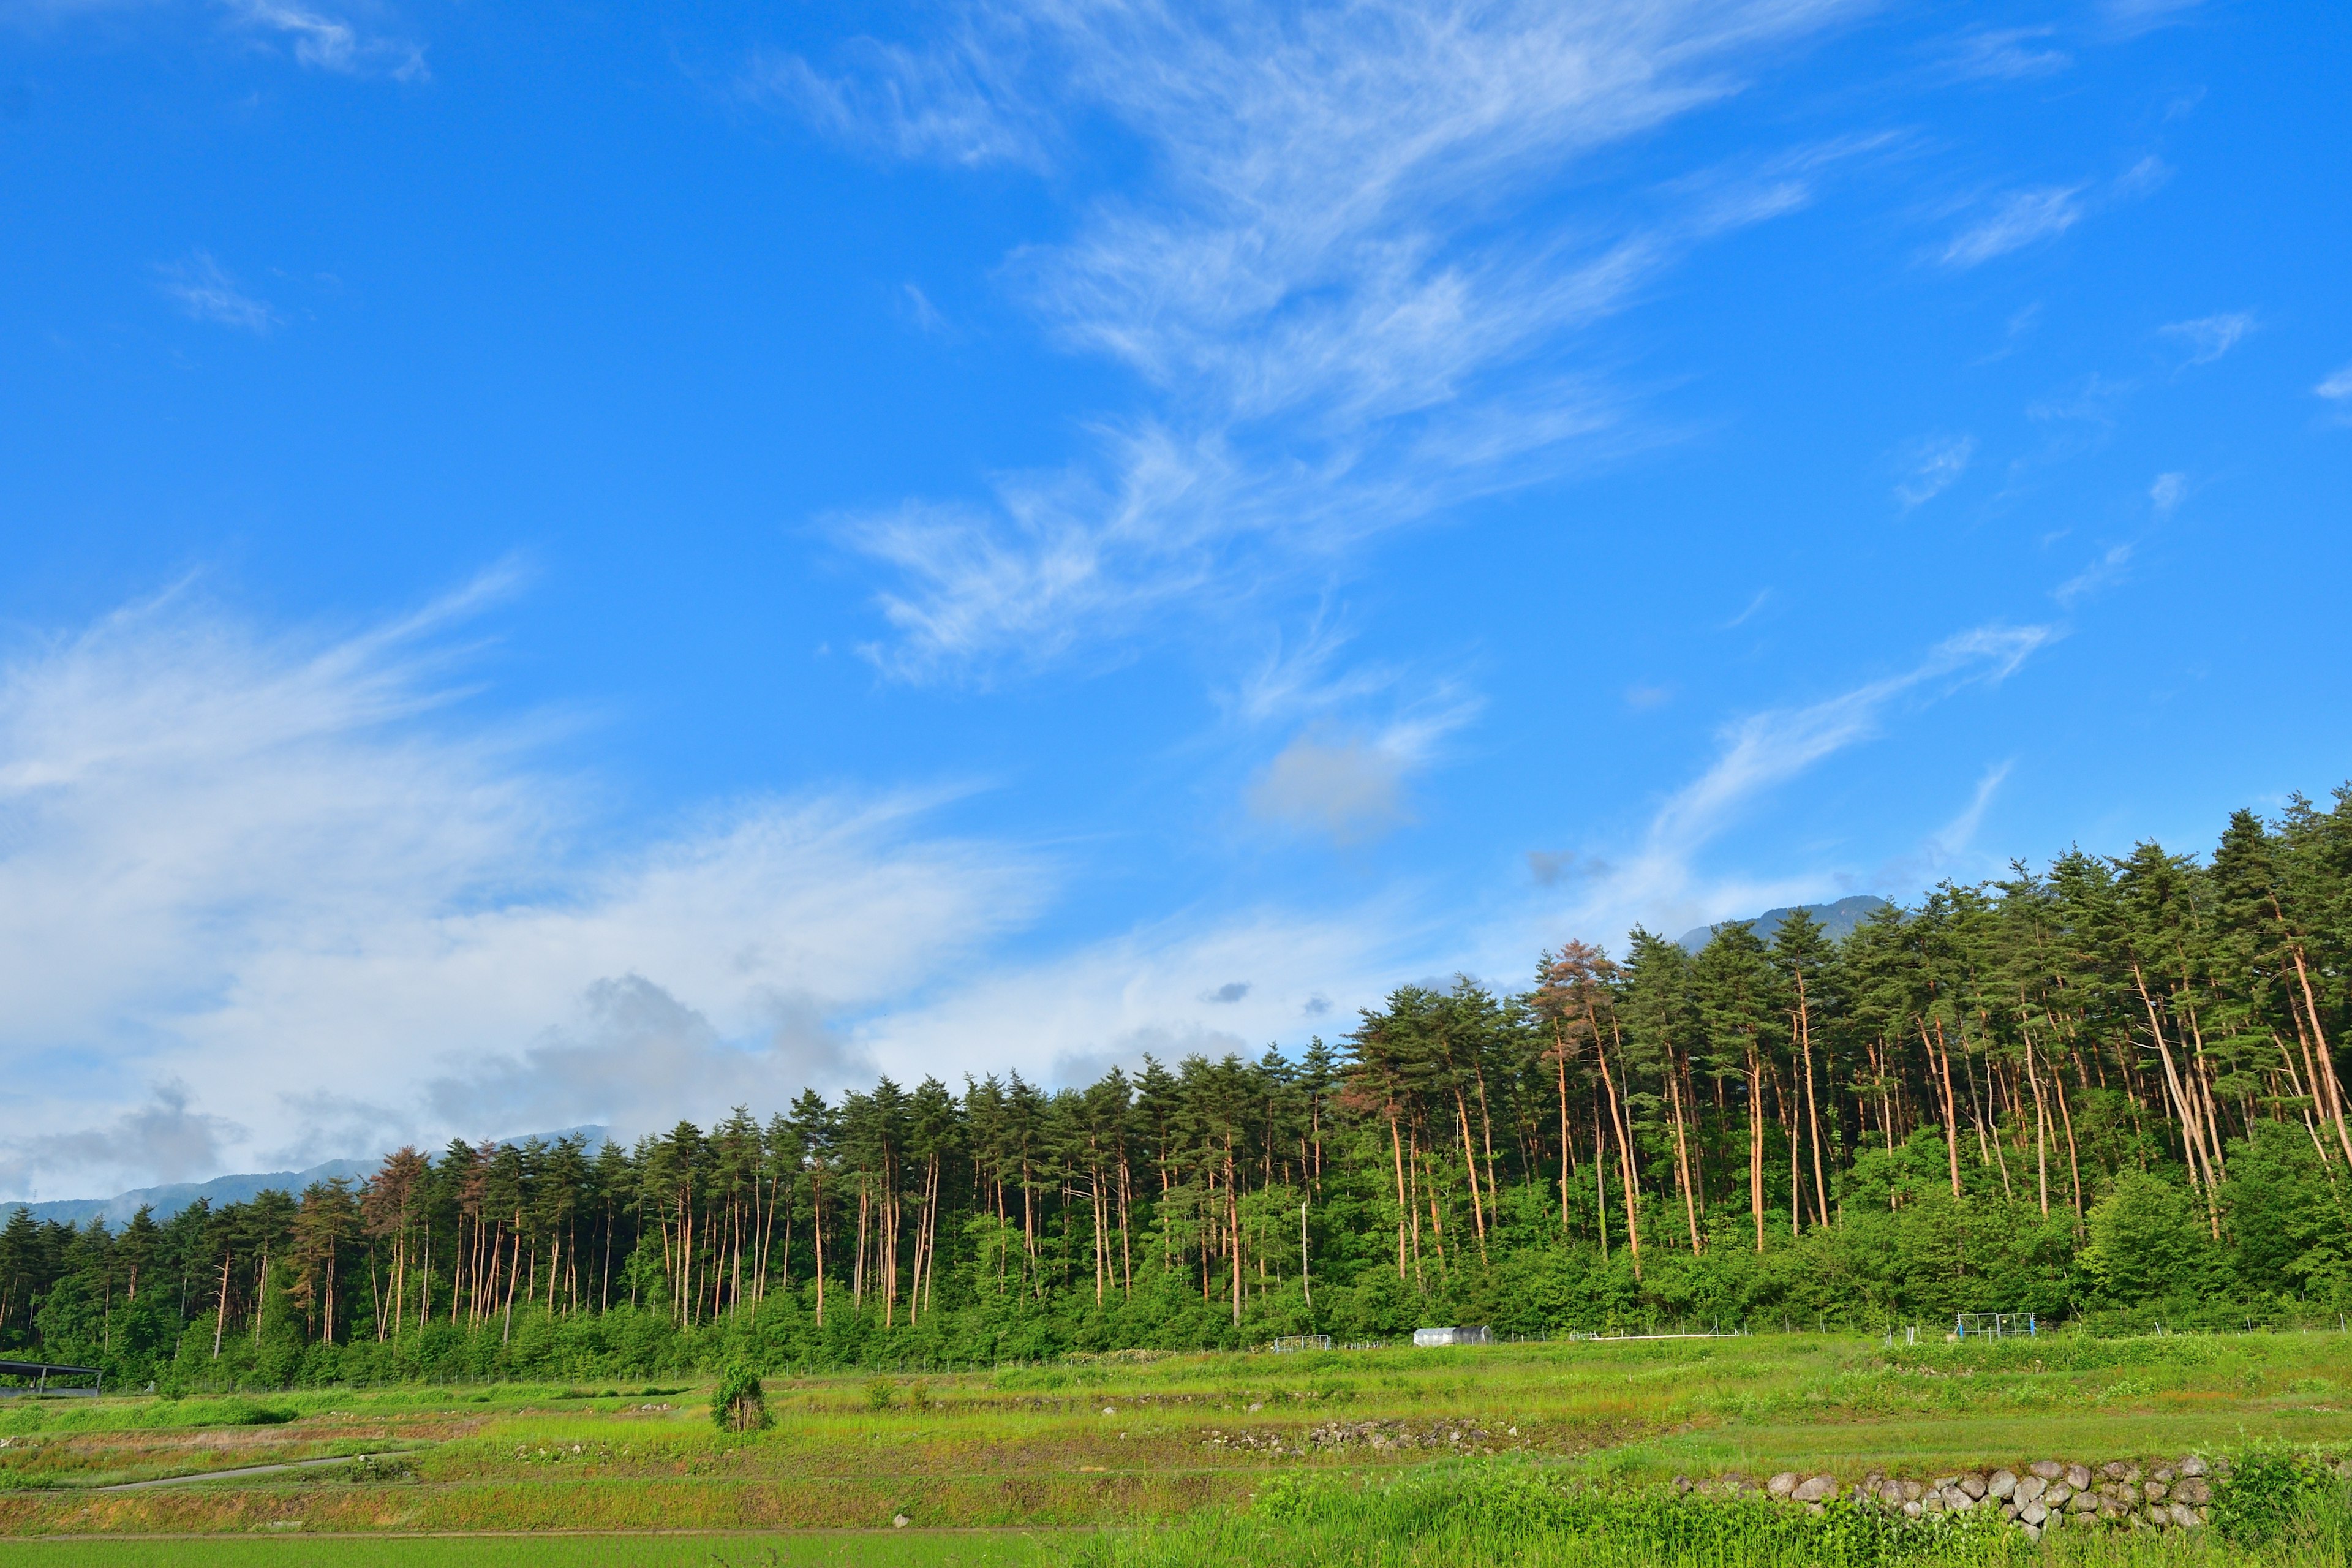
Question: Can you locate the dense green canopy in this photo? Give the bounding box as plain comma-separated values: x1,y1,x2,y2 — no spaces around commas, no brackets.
8,785,2352,1389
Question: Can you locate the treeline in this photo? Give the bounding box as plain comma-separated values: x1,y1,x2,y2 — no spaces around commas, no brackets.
4,786,2351,1390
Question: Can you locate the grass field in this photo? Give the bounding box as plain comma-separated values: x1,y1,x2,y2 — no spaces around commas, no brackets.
7,1329,2352,1563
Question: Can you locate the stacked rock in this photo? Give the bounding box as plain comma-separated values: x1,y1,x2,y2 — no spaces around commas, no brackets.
1837,1457,2216,1539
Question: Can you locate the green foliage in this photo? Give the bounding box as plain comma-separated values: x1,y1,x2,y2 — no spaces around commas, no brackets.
1086,1463,2031,1568
707,1362,769,1433
2088,1172,2217,1305
2212,1444,2336,1545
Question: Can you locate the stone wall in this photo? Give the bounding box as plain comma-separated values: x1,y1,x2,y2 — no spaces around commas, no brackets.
1676,1455,2221,1539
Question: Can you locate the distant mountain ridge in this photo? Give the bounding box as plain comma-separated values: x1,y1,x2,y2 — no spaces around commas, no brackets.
1676,894,1890,954
9,1125,609,1227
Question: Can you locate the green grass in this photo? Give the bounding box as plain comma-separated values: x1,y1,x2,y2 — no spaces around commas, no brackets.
9,1329,2352,1554
0,1531,1055,1567
1064,1463,2352,1568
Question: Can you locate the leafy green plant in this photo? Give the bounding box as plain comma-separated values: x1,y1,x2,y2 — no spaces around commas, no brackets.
709,1364,771,1433
2212,1442,2331,1545
866,1377,898,1412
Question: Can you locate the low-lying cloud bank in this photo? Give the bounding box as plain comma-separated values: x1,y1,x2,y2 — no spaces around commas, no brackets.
0,586,1423,1199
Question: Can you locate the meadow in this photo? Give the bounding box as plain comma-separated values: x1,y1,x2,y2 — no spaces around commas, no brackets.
9,1329,2352,1565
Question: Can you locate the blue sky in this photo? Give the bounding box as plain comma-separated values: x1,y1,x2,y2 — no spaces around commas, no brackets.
2,0,2347,1198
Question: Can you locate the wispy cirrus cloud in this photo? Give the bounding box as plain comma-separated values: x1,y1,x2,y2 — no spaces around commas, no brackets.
1936,157,2167,270
2054,541,2134,605
2162,311,2255,366
156,251,280,332
772,0,1872,680
2099,0,2203,39
1939,185,2086,267
2316,364,2352,423
1893,433,1975,508
224,0,426,80
1940,26,2071,82
1223,612,1482,844
1529,624,2055,941
739,32,1046,168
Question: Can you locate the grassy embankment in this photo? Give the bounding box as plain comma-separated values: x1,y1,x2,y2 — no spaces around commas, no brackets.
7,1330,2352,1562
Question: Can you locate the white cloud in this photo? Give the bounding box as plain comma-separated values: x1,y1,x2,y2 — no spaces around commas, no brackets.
0,583,1044,1197
2317,364,2352,418
1536,624,2054,941
1232,630,1481,844
2150,472,2187,512
781,0,1870,679
2100,0,2202,37
739,33,1049,169
1250,731,1414,842
1940,186,2084,267
854,900,1429,1087
1246,680,1480,844
223,0,427,80
1941,27,2070,81
1624,682,1674,711
0,1082,243,1200
1924,760,2011,864
156,251,280,332
1893,433,1975,508
2054,542,2134,605
2161,311,2255,366
0,584,1461,1200
1721,589,1772,629
900,282,950,336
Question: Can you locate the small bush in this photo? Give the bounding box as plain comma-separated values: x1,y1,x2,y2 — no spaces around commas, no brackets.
865,1377,897,1412
709,1364,771,1433
2213,1443,2332,1545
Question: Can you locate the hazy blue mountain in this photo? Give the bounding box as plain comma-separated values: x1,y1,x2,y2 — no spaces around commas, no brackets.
1677,895,1890,954
11,1126,608,1226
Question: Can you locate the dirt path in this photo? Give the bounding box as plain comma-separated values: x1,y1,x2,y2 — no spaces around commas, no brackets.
94,1453,380,1491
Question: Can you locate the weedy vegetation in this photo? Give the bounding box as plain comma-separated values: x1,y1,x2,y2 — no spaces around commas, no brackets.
7,1331,2352,1562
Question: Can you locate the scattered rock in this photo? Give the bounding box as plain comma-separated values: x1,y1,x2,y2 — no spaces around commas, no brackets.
1988,1469,2018,1499
892,1514,911,1529
2030,1460,2064,1480
1768,1471,1799,1497
1792,1475,1836,1503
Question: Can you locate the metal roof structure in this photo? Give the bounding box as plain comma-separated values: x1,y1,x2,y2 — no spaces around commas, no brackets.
0,1359,104,1394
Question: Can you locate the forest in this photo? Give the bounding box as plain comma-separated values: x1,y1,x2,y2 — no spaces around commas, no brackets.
6,785,2351,1392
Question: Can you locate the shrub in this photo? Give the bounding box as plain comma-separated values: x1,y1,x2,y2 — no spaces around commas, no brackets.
2213,1442,2333,1545
709,1364,770,1433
